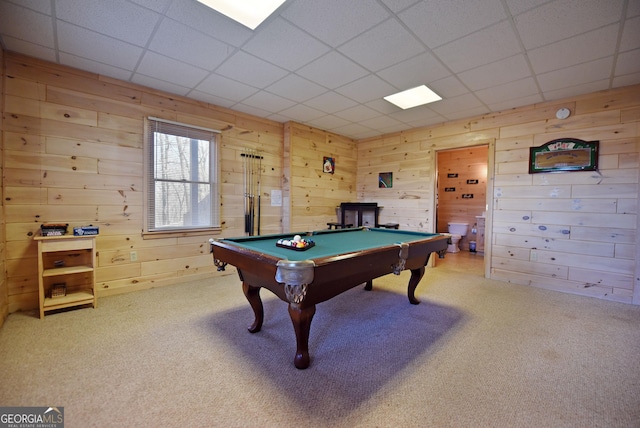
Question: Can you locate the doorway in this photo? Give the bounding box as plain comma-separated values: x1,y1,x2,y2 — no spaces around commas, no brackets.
435,146,488,272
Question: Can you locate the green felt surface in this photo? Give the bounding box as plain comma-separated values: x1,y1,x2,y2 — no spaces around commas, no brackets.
221,228,442,261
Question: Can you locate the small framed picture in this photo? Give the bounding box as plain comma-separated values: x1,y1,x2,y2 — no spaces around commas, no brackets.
379,172,392,188
323,157,335,174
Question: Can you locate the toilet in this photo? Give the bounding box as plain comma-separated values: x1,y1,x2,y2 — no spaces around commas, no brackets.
447,223,469,253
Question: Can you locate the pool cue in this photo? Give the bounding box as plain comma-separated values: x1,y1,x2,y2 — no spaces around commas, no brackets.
243,150,250,234
250,150,254,235
257,153,262,235
249,150,255,236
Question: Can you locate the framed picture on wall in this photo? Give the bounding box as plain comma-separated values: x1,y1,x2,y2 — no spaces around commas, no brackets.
529,138,599,173
323,157,335,174
379,172,392,188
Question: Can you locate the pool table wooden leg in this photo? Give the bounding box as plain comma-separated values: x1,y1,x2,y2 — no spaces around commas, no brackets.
242,282,264,333
288,303,316,369
407,266,425,305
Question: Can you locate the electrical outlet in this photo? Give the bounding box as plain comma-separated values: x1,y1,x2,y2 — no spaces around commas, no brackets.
531,250,538,261
130,251,138,262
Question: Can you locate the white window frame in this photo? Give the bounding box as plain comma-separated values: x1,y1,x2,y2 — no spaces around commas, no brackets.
144,117,221,237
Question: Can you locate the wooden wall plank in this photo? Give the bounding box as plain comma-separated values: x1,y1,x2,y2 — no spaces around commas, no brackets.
2,52,284,311
3,51,639,310
362,83,638,303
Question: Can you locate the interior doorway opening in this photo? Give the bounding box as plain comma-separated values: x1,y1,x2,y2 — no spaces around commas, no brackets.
435,145,488,274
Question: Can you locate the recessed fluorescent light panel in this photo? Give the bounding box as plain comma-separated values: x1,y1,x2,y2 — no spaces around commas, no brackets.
384,85,442,109
196,0,287,30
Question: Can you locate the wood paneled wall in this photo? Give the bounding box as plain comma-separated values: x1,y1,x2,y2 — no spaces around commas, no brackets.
2,51,638,310
0,47,7,325
357,84,640,304
356,133,440,230
2,52,284,312
284,122,357,232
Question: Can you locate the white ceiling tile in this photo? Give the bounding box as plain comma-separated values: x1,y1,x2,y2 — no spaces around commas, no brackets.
231,103,272,119
55,0,160,46
240,91,297,113
399,0,507,48
514,0,625,50
149,19,232,70
189,90,237,109
59,52,133,81
428,76,469,99
379,0,422,13
613,72,640,88
0,2,54,47
129,0,173,13
505,0,548,15
194,73,258,102
6,0,52,14
475,77,539,105
620,16,640,52
242,18,329,71
1,0,638,140
391,106,444,125
458,55,531,91
136,51,209,88
296,51,369,89
528,25,619,74
428,93,484,116
304,91,359,114
57,21,142,70
216,51,288,88
266,74,327,102
487,93,544,112
434,21,523,73
627,0,640,17
336,105,381,122
131,73,191,96
358,114,405,130
305,114,351,131
377,52,451,89
338,19,424,72
366,98,404,115
538,57,614,92
281,0,389,47
0,36,57,62
335,75,397,104
165,0,252,47
542,79,610,101
278,103,326,122
616,48,640,76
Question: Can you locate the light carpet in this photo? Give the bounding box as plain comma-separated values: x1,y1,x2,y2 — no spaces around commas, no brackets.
1,257,639,427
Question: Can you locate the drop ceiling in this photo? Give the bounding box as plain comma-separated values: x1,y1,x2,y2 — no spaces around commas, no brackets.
1,0,638,139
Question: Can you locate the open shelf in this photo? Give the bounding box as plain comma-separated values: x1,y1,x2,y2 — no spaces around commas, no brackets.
35,233,97,319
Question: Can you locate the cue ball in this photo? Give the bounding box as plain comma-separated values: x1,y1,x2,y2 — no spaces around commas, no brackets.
293,235,301,242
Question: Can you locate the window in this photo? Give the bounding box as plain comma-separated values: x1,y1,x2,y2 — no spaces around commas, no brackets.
145,117,220,233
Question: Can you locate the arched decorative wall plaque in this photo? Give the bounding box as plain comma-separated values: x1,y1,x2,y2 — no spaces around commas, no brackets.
529,138,599,173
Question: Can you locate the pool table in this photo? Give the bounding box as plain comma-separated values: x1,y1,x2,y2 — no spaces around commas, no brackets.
210,227,448,369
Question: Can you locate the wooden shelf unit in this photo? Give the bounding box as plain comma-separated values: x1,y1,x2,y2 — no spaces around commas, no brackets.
35,234,97,318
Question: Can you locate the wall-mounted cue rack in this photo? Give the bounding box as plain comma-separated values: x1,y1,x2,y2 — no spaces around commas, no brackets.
241,149,263,236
